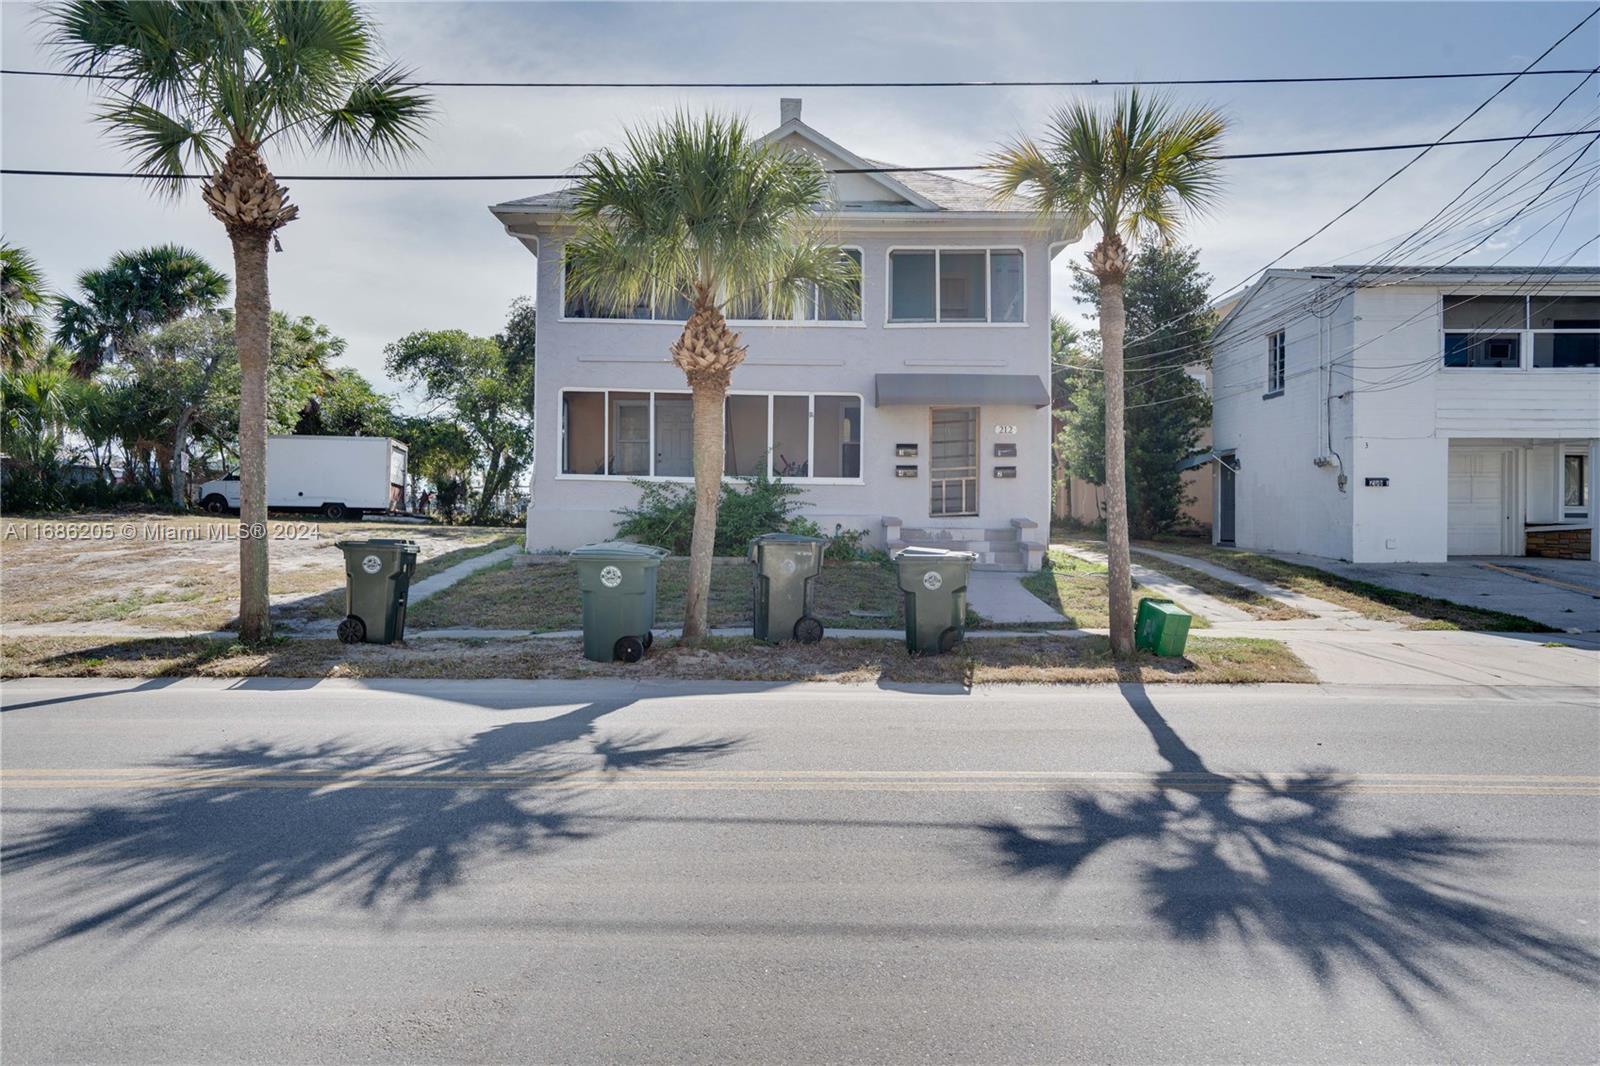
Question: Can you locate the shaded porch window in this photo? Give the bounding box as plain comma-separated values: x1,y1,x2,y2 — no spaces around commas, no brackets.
724,395,768,477
560,391,606,475
813,395,862,478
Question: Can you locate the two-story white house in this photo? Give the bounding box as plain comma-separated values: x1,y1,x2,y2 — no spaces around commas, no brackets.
489,100,1069,569
1206,266,1599,563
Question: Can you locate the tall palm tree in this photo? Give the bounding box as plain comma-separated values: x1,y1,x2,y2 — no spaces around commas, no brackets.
47,1,432,642
989,90,1225,656
2,241,51,368
564,112,857,642
55,244,229,375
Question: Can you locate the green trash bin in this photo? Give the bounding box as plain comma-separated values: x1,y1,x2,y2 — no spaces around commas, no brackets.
749,532,828,644
1135,598,1193,657
336,538,420,644
894,545,977,655
572,541,669,663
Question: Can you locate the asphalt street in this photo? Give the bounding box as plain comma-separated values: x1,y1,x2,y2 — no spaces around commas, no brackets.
2,678,1597,1064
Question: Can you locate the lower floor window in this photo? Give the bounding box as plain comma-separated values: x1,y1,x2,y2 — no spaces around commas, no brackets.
561,388,863,480
1564,452,1588,517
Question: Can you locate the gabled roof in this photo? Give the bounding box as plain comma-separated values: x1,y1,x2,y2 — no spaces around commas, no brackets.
490,109,1034,222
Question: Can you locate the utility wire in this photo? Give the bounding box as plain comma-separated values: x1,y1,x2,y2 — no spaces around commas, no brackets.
5,127,1598,181
4,67,1595,89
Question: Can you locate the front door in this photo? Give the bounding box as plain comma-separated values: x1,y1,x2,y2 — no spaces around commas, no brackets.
1448,448,1511,555
1218,460,1236,544
930,407,978,517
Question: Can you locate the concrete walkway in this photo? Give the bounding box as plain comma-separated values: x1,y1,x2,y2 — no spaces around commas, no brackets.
964,570,1068,624
1052,543,1253,625
1258,551,1600,633
1128,545,1383,628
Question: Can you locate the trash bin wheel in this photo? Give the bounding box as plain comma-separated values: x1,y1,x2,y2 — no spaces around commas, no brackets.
937,626,962,654
614,635,646,663
643,630,654,650
793,616,824,644
337,615,366,644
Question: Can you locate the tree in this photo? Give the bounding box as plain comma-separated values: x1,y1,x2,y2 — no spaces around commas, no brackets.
384,323,533,523
2,241,51,368
1065,246,1213,539
48,0,433,643
54,245,228,375
1049,315,1086,521
563,111,857,642
990,90,1225,656
133,313,235,505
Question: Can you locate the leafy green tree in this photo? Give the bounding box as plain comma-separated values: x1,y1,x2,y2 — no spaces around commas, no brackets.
129,312,236,504
1063,246,1213,539
384,325,533,524
563,111,857,641
48,0,434,642
990,90,1225,655
1,357,87,471
296,367,395,437
1049,315,1087,520
54,245,228,375
2,241,52,368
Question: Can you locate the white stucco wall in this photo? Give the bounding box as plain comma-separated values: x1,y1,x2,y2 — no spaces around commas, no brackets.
1210,275,1355,559
517,226,1056,553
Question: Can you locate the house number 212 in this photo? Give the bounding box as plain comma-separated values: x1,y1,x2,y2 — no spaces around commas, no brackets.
993,424,1018,436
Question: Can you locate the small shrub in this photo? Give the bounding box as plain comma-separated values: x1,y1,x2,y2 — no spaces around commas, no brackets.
614,468,805,555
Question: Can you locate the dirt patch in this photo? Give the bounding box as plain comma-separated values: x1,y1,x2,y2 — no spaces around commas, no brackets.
2,513,515,632
1,633,1312,685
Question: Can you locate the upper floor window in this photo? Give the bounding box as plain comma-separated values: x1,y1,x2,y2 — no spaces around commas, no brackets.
564,247,862,323
1266,330,1286,394
889,249,1024,324
1443,293,1599,368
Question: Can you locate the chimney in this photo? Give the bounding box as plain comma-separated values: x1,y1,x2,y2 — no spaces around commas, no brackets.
780,97,803,124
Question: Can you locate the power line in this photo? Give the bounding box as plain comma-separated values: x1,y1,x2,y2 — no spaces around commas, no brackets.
5,127,1598,182
5,67,1596,89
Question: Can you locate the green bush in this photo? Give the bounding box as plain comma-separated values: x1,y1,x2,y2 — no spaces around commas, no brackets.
614,469,805,555
788,516,877,563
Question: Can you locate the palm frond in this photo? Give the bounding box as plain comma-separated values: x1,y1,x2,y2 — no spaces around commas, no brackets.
99,95,223,195
313,63,435,163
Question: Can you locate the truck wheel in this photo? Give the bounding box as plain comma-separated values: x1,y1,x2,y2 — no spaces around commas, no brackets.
793,616,824,644
201,494,231,515
614,635,645,663
337,615,367,644
937,627,962,654
322,502,347,520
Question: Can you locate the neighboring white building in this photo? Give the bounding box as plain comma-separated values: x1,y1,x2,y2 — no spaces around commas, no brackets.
1207,266,1599,563
489,100,1072,569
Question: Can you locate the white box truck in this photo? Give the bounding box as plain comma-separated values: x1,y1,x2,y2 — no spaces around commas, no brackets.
198,435,409,520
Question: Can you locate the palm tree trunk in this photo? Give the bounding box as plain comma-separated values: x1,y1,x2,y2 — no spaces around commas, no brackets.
233,233,272,643
681,379,724,643
1100,272,1134,657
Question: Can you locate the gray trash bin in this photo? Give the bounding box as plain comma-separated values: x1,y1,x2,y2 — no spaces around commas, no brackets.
894,545,977,655
572,541,669,662
336,538,420,644
749,532,828,644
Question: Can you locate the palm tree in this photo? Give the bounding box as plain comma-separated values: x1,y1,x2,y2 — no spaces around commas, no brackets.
47,1,433,643
989,90,1225,656
564,111,857,643
55,244,229,375
2,241,51,368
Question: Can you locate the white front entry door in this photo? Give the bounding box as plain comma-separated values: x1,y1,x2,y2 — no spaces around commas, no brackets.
1447,449,1510,555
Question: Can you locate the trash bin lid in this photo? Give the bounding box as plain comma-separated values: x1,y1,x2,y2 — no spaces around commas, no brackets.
893,544,978,563
336,537,419,550
570,541,671,561
750,532,829,545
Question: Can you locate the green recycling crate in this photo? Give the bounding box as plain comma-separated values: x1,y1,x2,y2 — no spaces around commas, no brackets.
894,545,977,655
336,538,420,644
1135,598,1192,657
572,541,669,663
749,532,829,644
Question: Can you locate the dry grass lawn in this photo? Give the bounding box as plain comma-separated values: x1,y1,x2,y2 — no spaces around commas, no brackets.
1021,549,1210,629
1,633,1313,685
1137,537,1555,632
409,556,906,632
1,513,515,632
1129,550,1316,621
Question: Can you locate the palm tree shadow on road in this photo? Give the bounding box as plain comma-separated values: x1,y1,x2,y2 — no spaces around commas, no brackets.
1,699,742,951
982,682,1599,1015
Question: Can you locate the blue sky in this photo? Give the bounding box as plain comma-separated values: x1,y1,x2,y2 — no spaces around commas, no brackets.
3,1,1596,403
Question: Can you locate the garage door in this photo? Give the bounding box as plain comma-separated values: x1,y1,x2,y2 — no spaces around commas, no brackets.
1448,449,1508,555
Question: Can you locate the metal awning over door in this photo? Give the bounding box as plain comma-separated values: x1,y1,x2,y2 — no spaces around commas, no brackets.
874,373,1050,408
